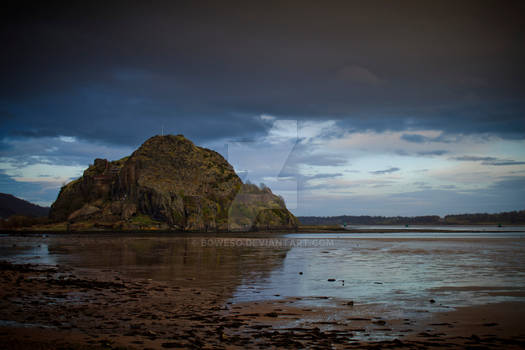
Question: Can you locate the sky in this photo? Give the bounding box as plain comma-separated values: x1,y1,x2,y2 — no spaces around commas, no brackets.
1,0,524,216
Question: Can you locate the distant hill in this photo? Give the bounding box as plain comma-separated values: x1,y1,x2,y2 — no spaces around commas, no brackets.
0,193,50,219
298,210,525,226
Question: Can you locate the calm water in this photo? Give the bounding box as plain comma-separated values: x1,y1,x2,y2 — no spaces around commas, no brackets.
344,225,525,232
234,235,525,311
1,230,524,319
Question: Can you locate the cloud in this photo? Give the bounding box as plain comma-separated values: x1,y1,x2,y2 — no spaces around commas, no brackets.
370,167,400,175
452,156,525,166
401,134,429,143
304,173,343,181
58,136,77,143
303,178,396,191
0,170,59,206
296,175,525,216
296,154,348,167
401,133,464,145
483,160,525,166
338,65,384,86
452,156,499,162
416,150,449,156
487,176,525,191
2,1,525,149
0,136,133,168
301,173,345,190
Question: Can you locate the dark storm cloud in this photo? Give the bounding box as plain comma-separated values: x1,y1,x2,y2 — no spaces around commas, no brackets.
370,167,400,175
1,0,525,147
0,136,132,168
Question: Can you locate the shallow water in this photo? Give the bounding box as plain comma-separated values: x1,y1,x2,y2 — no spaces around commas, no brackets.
1,232,524,320
233,236,525,312
344,225,525,232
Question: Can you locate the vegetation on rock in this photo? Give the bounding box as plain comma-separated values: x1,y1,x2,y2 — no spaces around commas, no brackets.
49,135,298,231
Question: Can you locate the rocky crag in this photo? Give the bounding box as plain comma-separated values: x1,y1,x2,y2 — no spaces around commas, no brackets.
49,135,298,231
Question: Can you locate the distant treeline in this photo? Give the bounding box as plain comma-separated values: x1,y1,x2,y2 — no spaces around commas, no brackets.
0,215,50,230
298,210,525,226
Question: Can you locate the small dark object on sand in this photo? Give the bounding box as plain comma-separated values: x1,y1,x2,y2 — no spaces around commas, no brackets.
162,342,185,348
430,299,436,303
327,278,336,282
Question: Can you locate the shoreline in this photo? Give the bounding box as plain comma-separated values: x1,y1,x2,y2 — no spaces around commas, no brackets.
1,260,525,349
2,225,525,235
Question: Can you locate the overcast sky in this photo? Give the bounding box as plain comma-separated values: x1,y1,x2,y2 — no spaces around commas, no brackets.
1,1,524,216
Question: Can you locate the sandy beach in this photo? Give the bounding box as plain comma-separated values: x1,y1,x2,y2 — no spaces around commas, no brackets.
2,260,525,349
1,232,525,349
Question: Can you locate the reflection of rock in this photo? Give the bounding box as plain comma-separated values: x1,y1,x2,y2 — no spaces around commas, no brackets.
49,135,297,231
47,235,292,301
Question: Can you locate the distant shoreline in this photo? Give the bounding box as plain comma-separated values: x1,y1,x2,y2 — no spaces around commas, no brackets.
2,224,525,235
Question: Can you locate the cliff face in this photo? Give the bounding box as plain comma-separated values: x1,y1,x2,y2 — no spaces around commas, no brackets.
49,135,297,231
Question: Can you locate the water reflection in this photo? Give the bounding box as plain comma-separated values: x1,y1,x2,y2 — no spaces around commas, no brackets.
0,234,291,295
0,239,56,265
233,237,525,315
1,232,524,316
344,225,525,232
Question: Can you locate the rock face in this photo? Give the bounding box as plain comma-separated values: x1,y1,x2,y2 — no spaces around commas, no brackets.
49,135,298,231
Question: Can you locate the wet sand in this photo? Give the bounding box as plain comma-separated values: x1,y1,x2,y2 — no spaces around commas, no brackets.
2,260,525,349
5,223,525,234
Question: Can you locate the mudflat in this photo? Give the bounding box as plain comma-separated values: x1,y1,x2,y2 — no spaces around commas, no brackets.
1,233,525,349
